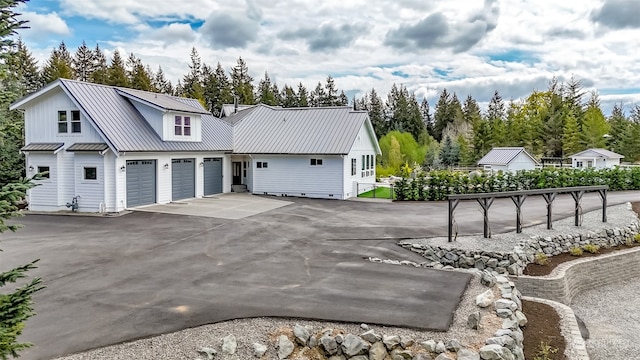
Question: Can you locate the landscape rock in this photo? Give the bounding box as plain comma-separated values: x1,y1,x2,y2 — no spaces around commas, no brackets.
320,335,339,355
468,311,482,329
328,356,346,360
341,334,369,357
420,340,437,352
446,339,462,352
253,343,267,358
434,354,453,360
390,348,413,359
360,323,370,330
349,356,368,360
479,344,514,360
413,353,434,360
368,341,388,360
481,272,496,287
435,341,446,354
496,308,513,318
400,336,414,349
495,299,517,311
335,334,344,344
293,324,311,346
277,335,294,359
476,289,495,308
514,311,528,326
197,347,216,360
457,348,481,360
361,329,381,343
222,334,237,355
383,335,401,350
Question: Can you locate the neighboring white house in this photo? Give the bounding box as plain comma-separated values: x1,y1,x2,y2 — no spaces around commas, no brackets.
477,147,540,172
10,79,381,213
570,148,624,169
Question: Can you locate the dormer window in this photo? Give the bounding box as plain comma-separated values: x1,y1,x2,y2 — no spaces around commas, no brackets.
174,115,191,136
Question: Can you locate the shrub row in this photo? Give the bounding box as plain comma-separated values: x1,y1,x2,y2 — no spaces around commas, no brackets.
394,167,640,201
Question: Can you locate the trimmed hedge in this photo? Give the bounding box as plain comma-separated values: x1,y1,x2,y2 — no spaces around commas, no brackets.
394,167,640,201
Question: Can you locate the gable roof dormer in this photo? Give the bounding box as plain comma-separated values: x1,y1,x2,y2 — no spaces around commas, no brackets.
116,88,210,115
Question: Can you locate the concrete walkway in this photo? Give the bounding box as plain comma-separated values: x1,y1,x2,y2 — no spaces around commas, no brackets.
132,193,292,219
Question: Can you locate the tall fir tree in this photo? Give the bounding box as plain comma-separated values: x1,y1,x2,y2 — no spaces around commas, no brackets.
256,71,278,105
72,41,94,82
152,65,173,94
230,56,254,105
107,49,129,87
41,42,74,83
203,62,233,115
180,47,205,103
562,111,583,156
487,90,506,146
433,88,452,141
89,44,108,84
6,39,40,94
581,92,610,149
280,84,298,107
297,82,309,107
126,53,152,91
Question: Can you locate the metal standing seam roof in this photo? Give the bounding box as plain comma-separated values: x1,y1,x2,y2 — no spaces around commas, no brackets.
232,105,369,154
21,143,65,151
66,143,109,152
116,87,210,115
570,148,624,159
478,147,539,166
60,79,233,152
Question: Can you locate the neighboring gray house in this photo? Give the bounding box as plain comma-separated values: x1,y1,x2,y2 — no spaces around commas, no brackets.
11,79,381,213
478,147,539,172
570,148,624,169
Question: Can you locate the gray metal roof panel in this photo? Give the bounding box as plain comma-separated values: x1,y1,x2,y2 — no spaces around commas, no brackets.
21,143,64,151
233,105,366,154
66,143,109,151
571,148,624,159
60,80,233,152
116,87,210,114
478,147,535,166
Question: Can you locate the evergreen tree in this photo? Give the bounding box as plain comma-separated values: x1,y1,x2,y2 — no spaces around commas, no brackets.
487,90,506,146
297,82,309,107
433,89,452,141
89,44,108,84
181,47,205,103
457,134,474,166
439,135,459,167
280,84,298,107
0,3,45,358
421,98,434,137
41,42,74,83
72,41,94,82
126,53,152,91
323,76,339,106
230,56,254,105
310,81,325,107
256,71,278,105
562,111,583,156
107,49,129,87
152,65,173,94
338,90,349,106
203,62,233,115
582,92,610,149
628,105,640,162
6,39,40,93
564,75,585,124
541,79,565,157
607,103,629,156
472,117,492,162
368,88,386,138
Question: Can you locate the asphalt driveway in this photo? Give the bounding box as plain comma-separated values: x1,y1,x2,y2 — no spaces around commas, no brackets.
3,191,640,360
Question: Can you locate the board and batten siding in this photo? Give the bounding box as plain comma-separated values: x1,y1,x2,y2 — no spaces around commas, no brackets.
27,154,59,211
73,154,105,212
343,122,378,198
252,155,345,199
24,87,104,145
114,152,231,211
163,112,202,142
103,151,117,212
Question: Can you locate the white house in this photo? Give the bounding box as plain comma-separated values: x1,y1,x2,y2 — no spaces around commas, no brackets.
570,148,624,169
10,79,381,213
477,147,539,172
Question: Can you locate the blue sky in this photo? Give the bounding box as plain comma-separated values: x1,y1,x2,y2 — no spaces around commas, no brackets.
16,0,640,114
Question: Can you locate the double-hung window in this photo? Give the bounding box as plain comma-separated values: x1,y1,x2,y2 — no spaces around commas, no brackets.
175,115,191,136
58,111,67,133
175,116,183,135
71,110,81,133
351,158,356,176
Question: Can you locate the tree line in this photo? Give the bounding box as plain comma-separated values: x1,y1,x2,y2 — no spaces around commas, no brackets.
5,40,640,182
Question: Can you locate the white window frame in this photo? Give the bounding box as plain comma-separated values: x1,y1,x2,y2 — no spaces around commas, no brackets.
58,111,67,133
256,162,268,169
576,161,583,168
351,158,356,176
37,165,51,179
71,110,81,133
310,158,323,166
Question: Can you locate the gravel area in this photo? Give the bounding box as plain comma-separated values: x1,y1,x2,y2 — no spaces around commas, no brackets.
54,275,497,360
402,203,637,252
572,277,640,360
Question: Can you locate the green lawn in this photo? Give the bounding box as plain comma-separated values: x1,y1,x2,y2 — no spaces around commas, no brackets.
358,186,394,199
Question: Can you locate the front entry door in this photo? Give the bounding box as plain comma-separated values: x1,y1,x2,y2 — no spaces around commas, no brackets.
232,161,242,185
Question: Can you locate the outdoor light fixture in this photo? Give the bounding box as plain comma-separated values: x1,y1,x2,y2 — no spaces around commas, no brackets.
28,165,34,172
164,163,169,169
199,161,204,167
120,165,126,172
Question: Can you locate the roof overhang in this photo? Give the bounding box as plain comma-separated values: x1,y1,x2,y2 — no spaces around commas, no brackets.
116,89,210,115
21,142,65,154
10,80,63,110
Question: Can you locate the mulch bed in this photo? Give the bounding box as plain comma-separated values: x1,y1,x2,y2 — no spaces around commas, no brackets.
522,300,567,360
521,201,640,359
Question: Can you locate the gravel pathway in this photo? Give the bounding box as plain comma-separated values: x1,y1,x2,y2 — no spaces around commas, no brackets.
403,203,637,252
572,277,640,360
54,276,496,360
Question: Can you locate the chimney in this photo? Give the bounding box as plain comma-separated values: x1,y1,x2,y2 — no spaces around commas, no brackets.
234,97,238,114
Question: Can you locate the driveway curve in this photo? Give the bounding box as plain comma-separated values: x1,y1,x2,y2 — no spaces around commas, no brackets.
3,191,640,360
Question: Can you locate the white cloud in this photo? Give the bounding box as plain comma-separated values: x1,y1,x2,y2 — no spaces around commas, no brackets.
18,11,70,39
